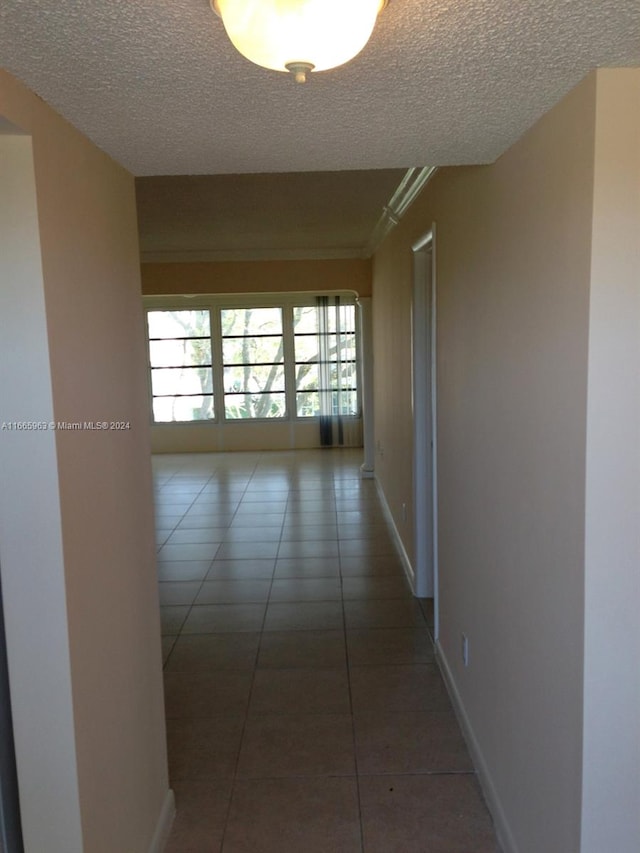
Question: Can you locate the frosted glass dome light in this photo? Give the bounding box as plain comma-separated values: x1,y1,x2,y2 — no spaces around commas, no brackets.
212,0,388,83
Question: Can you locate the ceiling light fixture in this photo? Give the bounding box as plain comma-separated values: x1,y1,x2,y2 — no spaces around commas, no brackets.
212,0,388,83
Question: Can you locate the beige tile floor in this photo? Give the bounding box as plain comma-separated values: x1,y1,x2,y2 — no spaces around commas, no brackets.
154,449,499,853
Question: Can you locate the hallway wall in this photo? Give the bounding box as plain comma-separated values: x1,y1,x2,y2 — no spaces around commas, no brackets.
372,73,599,852
581,68,640,853
0,70,171,852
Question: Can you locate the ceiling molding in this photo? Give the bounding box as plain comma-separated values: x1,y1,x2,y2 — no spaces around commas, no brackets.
140,247,367,264
365,166,437,257
139,169,436,264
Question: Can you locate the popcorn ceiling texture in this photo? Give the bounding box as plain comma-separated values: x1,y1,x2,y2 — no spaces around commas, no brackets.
1,0,639,175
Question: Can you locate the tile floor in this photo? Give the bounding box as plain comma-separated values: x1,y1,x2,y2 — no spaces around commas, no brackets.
154,449,499,853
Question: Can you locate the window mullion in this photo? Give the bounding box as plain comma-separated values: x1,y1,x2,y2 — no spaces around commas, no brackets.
283,304,297,420
211,304,225,423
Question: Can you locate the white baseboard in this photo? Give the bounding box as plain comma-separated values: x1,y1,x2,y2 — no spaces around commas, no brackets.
435,641,518,853
148,788,176,853
374,477,416,593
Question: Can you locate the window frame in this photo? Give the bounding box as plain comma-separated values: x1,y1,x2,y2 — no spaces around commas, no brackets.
143,292,362,426
291,302,359,419
219,303,287,421
146,307,216,424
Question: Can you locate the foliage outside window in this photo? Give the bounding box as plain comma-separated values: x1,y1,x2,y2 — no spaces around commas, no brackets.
145,296,360,424
147,310,214,422
294,302,358,417
221,307,286,419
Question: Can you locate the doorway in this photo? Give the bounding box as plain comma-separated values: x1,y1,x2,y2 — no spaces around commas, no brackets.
411,227,438,637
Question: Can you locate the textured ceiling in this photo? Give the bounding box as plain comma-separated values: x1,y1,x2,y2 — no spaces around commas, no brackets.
2,0,639,260
1,0,639,176
136,170,406,259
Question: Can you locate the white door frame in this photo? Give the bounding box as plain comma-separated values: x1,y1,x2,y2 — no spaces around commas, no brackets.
411,226,439,638
0,128,84,850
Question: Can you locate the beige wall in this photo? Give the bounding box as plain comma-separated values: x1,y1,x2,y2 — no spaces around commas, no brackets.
0,71,170,851
373,74,602,852
151,418,329,454
141,257,372,297
581,69,640,853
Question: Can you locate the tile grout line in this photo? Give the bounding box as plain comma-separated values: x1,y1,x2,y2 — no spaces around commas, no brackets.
159,470,220,659
336,472,367,853
218,450,285,853
156,451,487,852
164,455,265,653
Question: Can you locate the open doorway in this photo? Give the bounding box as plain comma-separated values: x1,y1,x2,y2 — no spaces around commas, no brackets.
411,226,438,637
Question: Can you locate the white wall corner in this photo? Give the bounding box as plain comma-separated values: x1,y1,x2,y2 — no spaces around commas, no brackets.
148,789,175,853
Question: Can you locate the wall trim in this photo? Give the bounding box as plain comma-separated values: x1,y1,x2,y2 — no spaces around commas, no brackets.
367,481,515,851
366,167,438,256
140,247,364,263
435,642,517,853
374,477,416,594
148,788,175,853
411,225,438,602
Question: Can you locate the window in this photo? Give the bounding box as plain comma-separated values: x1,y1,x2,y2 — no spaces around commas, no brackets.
221,307,286,419
145,295,360,424
293,299,358,417
147,310,214,422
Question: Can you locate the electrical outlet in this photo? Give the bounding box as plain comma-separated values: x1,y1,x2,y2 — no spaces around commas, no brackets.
461,633,469,667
